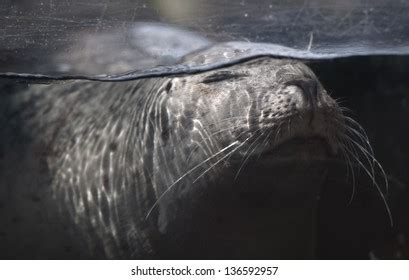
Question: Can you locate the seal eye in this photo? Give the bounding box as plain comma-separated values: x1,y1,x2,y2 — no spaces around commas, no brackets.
201,71,247,84
164,81,172,93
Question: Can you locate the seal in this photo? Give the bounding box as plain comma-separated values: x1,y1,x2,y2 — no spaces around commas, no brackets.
0,50,388,259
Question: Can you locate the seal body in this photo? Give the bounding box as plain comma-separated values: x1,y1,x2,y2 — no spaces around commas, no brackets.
1,56,352,258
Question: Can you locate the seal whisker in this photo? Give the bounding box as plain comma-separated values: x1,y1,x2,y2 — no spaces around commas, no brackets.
334,97,348,105
256,127,276,160
335,114,390,215
341,132,372,175
344,125,374,155
341,133,376,186
334,116,380,187
343,115,375,154
191,135,254,185
145,140,241,219
338,141,357,205
342,118,375,156
341,143,393,227
186,125,249,164
234,128,266,181
344,126,379,179
342,132,388,194
338,106,353,114
335,117,374,164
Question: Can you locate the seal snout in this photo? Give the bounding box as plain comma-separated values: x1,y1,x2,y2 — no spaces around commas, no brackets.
256,74,342,159
260,76,333,129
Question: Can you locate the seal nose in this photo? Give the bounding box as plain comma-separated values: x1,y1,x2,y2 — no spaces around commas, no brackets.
285,79,318,110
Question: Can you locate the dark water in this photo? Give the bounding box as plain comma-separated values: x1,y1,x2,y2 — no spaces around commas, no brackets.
310,55,409,258
0,55,408,259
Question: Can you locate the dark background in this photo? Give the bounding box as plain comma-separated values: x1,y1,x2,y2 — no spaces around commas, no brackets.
311,56,409,259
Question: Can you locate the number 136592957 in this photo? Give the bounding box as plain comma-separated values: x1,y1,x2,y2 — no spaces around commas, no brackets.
224,266,278,276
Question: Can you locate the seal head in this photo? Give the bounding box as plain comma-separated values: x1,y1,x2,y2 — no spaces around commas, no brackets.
149,57,345,258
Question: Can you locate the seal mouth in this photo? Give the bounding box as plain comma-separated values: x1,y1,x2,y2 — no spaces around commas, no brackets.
261,136,337,161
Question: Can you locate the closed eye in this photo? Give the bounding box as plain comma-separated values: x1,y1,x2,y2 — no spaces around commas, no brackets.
200,71,248,84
